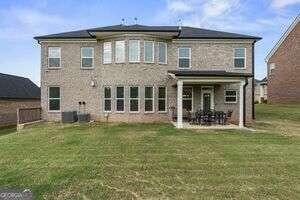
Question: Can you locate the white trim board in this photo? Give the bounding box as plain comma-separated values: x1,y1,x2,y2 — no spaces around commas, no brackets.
265,15,300,62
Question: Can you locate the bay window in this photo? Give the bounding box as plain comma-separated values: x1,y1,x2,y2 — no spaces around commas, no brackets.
116,86,125,112
158,42,167,64
103,42,112,64
144,41,154,63
115,41,125,63
129,40,140,62
144,86,154,112
129,86,139,112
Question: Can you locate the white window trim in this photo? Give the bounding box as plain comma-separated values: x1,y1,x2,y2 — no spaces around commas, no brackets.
144,41,155,63
48,47,61,69
234,47,246,69
224,89,237,104
269,63,276,74
115,40,125,63
104,86,112,112
158,86,167,113
158,42,167,64
144,86,154,113
183,86,193,112
103,42,112,64
129,86,140,113
178,47,191,69
115,86,125,113
129,40,140,63
81,47,94,69
48,86,61,112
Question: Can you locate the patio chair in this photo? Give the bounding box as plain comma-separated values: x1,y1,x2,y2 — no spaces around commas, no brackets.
224,110,233,125
190,112,197,124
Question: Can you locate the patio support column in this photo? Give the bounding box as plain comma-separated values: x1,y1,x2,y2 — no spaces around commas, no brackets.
177,80,183,128
239,80,246,127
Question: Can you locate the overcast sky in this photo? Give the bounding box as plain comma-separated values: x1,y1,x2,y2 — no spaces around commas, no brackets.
0,0,299,85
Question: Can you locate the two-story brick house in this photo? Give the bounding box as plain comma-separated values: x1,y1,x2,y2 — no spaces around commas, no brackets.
34,24,261,128
265,15,300,104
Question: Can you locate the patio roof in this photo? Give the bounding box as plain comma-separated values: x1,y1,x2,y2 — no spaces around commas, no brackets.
168,70,253,78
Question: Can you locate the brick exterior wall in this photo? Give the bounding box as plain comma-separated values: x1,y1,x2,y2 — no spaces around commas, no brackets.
0,99,40,126
267,22,300,103
40,36,254,124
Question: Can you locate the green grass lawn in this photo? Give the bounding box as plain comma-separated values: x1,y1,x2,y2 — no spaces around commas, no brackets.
0,105,299,199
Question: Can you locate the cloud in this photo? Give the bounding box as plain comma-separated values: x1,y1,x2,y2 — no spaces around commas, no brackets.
271,0,300,9
202,0,239,17
167,0,193,13
0,7,73,39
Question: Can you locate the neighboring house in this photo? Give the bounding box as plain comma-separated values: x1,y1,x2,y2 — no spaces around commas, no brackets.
34,24,261,128
0,73,40,127
265,15,300,104
254,77,267,103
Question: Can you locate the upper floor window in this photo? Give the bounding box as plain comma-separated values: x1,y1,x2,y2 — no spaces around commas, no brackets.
144,41,154,63
158,42,167,64
178,47,191,68
48,47,61,68
48,87,60,111
129,40,140,62
234,48,246,68
81,47,94,68
103,42,112,64
115,41,125,63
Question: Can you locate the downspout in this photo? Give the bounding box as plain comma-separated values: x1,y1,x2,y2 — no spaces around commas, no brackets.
243,77,248,126
252,42,255,119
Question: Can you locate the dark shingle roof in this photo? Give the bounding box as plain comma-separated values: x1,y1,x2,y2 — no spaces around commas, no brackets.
168,70,253,77
0,73,40,99
34,24,261,40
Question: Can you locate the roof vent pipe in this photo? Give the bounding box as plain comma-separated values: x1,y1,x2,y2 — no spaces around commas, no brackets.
178,19,182,30
134,17,138,25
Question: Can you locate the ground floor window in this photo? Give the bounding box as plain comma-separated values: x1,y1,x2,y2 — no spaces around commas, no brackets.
145,86,154,112
48,87,60,111
183,86,193,111
116,86,124,112
225,90,237,103
129,86,139,112
104,86,112,112
158,86,166,112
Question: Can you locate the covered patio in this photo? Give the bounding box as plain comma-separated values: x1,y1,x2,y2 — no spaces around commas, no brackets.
168,70,253,129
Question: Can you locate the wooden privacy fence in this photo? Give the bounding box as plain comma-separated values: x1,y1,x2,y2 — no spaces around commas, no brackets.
17,107,42,124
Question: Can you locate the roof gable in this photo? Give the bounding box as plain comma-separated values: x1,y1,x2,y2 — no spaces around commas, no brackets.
265,15,300,62
0,73,40,99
